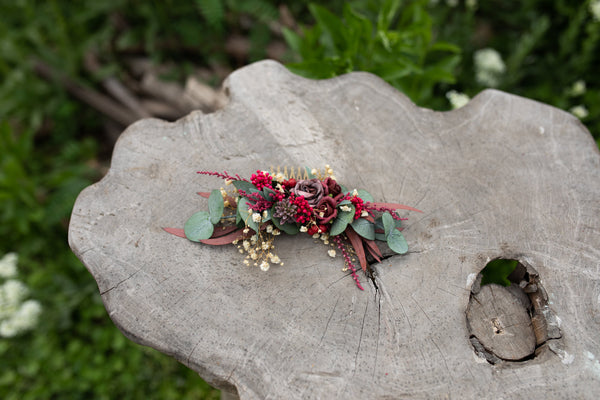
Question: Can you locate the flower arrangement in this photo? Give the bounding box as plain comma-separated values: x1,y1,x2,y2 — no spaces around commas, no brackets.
164,166,421,290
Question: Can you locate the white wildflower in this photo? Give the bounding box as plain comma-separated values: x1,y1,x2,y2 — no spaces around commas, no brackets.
0,253,18,278
252,213,262,223
568,80,586,97
0,300,42,338
446,90,470,109
328,249,337,257
474,48,506,87
591,0,600,21
260,261,270,271
0,279,29,319
570,105,589,119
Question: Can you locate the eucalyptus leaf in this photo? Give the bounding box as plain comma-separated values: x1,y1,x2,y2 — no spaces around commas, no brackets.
387,229,408,254
329,217,349,237
338,199,352,206
237,198,258,232
184,211,214,242
208,189,224,224
262,186,279,201
356,189,374,203
382,211,394,237
272,216,299,235
375,233,387,241
232,180,258,194
350,218,375,240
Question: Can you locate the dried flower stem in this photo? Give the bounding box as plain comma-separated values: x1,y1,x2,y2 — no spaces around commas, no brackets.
197,170,248,182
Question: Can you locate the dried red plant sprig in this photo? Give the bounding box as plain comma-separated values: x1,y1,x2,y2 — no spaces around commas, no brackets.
333,234,364,290
291,195,313,224
197,170,247,182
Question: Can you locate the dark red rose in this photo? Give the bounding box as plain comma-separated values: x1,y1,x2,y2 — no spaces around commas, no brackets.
322,177,341,198
292,179,324,207
314,196,338,224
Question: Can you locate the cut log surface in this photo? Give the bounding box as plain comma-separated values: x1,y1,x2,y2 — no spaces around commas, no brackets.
68,60,600,399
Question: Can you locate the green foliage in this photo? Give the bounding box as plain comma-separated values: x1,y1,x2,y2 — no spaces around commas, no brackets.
283,0,461,105
429,0,600,143
480,259,518,287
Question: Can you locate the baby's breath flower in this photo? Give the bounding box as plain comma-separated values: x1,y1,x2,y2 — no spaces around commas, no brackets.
269,254,281,264
252,213,262,223
261,242,270,250
272,229,281,236
300,226,308,233
260,261,270,271
243,228,250,234
225,179,233,185
328,249,337,257
340,205,352,212
243,259,250,265
243,240,250,251
312,233,320,239
361,210,369,217
266,225,273,233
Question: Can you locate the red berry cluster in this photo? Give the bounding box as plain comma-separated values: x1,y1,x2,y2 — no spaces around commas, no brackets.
350,195,365,220
307,224,329,235
282,178,297,190
250,170,273,190
291,195,313,224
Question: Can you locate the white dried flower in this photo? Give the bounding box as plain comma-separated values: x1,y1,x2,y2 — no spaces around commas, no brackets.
0,253,18,279
340,205,352,212
269,254,281,264
474,48,506,87
446,90,470,109
300,226,308,233
252,213,262,223
328,249,337,257
266,225,273,233
260,261,270,271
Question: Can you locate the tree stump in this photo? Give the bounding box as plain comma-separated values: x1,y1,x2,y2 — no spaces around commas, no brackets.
68,60,600,399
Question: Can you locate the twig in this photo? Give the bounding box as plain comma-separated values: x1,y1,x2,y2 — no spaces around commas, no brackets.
33,59,138,126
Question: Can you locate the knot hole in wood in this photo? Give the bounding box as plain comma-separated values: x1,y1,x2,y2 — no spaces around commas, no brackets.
466,259,564,365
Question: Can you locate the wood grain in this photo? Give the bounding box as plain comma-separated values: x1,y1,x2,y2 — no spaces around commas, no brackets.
69,60,600,399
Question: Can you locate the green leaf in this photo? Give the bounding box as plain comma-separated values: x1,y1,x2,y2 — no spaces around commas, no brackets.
350,218,375,240
208,189,224,224
382,211,394,237
481,259,518,287
356,189,374,203
262,186,279,201
184,211,214,242
330,205,355,236
232,180,258,193
282,27,302,54
309,3,347,52
271,217,299,235
237,197,259,232
387,229,408,254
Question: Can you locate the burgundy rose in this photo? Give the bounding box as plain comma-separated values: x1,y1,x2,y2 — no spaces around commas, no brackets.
314,196,338,224
321,177,342,201
292,179,324,207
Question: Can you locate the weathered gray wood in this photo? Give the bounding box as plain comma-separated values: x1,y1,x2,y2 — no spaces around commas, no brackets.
68,60,600,399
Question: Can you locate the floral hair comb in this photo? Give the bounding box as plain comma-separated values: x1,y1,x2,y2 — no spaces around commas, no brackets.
164,166,421,290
